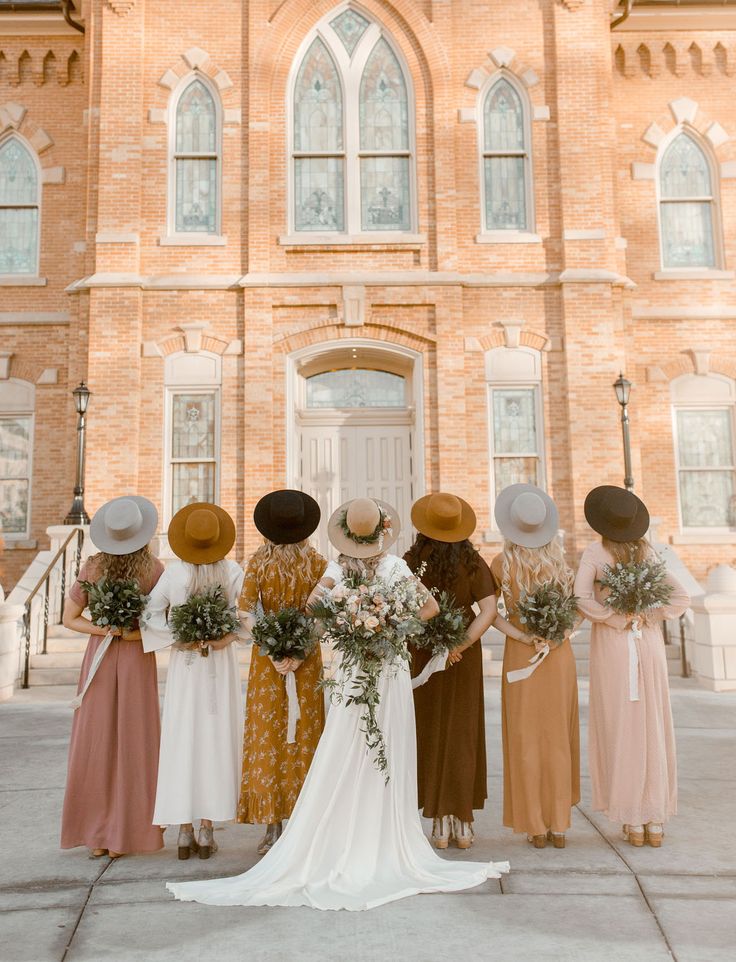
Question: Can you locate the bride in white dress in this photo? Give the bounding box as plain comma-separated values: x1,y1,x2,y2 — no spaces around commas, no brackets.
167,498,509,911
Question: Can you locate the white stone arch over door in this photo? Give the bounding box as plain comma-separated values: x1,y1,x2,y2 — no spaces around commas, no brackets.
286,338,425,557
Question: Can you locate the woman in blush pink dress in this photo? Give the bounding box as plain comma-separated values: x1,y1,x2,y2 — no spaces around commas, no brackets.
575,486,689,849
61,496,164,858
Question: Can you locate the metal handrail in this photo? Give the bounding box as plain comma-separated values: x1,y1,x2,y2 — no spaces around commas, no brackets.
21,527,85,689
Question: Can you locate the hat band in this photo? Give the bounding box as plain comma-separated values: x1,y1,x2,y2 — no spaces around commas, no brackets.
339,506,392,546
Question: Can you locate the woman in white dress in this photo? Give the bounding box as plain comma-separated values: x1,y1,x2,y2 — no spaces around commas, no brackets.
167,498,509,911
141,503,244,860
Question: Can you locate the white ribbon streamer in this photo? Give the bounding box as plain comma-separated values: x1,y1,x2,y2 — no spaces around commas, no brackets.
206,646,218,715
285,671,300,743
506,642,550,684
70,631,114,710
628,619,641,702
411,649,449,690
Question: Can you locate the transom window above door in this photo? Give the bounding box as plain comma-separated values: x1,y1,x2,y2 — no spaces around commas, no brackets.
306,369,406,408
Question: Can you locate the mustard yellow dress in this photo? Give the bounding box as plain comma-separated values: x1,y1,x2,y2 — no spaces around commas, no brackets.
238,546,327,824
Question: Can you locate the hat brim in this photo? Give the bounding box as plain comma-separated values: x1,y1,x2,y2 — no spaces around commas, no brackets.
411,494,476,543
167,502,236,564
584,486,650,543
327,499,401,558
89,496,159,555
494,483,559,549
253,490,321,545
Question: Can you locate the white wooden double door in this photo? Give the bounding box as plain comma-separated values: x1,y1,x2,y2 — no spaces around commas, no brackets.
297,414,416,559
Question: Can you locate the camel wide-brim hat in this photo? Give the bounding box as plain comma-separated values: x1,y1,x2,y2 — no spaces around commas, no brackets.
254,489,321,545
90,496,158,556
494,483,559,549
411,492,476,544
167,502,236,565
327,497,401,559
584,485,650,543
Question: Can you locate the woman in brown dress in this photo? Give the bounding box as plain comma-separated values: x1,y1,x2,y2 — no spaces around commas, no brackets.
61,496,164,858
238,490,327,855
404,493,498,850
491,484,580,849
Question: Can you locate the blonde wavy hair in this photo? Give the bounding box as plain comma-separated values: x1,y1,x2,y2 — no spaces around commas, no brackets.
249,539,315,594
601,537,653,566
500,537,574,604
183,559,232,596
337,551,385,581
90,546,155,585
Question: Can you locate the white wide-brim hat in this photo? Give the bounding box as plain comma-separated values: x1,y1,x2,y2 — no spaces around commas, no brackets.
90,496,158,555
327,498,401,559
494,483,558,549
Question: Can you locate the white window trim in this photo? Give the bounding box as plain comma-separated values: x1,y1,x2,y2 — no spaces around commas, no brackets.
656,125,724,273
0,132,42,278
286,5,418,238
0,402,34,542
477,70,535,237
166,72,224,241
163,385,221,527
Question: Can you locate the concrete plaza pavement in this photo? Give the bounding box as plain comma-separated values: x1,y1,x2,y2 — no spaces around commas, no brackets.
1,678,735,962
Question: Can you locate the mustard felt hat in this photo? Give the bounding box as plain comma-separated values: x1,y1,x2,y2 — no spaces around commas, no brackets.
411,492,476,544
167,502,236,565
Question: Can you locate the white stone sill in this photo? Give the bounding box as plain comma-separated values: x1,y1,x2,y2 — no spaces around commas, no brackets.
671,532,736,545
653,270,735,281
278,233,426,249
481,530,505,545
3,538,37,550
158,234,227,247
475,232,543,244
0,276,47,286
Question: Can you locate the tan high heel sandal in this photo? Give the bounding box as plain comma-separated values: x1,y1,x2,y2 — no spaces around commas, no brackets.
645,823,664,847
527,834,547,849
547,831,566,849
623,824,645,847
431,816,450,850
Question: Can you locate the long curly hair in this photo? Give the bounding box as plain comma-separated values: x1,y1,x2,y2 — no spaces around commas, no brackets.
183,558,232,596
500,537,574,604
404,533,480,587
601,537,653,566
89,546,155,585
248,539,316,595
337,551,385,581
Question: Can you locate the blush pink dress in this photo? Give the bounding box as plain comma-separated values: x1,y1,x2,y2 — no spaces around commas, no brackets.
574,542,689,827
61,556,165,854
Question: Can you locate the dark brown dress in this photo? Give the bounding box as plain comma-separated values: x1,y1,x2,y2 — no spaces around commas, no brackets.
405,545,496,822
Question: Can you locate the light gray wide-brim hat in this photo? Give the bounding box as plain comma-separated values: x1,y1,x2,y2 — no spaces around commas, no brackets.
90,496,158,555
494,483,559,549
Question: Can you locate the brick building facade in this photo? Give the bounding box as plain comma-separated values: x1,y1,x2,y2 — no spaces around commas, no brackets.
1,0,736,589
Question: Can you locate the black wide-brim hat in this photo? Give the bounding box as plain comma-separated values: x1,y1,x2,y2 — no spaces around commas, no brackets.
584,485,650,543
253,489,321,545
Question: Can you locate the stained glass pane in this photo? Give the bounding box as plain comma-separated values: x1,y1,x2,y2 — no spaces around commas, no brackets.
360,156,410,230
679,470,735,527
294,38,343,153
0,139,37,204
676,409,733,468
306,369,405,408
295,157,345,231
660,201,714,268
660,134,711,198
175,80,217,154
0,416,31,535
172,463,216,515
359,38,408,151
494,458,538,494
330,9,370,56
484,157,527,230
0,208,38,273
0,479,29,534
171,394,216,459
484,80,525,152
175,159,217,232
493,389,537,453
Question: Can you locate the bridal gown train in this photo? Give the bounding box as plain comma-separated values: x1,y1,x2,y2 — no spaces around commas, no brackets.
167,555,509,911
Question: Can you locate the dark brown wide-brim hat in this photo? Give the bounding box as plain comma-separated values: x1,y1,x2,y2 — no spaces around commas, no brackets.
253,489,321,545
584,485,650,543
411,492,476,544
167,502,236,565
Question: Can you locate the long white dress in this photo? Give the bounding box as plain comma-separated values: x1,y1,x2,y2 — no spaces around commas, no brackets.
141,559,245,825
166,555,509,911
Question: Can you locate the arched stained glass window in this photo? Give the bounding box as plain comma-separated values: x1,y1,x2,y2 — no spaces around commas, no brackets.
482,78,530,231
0,137,39,274
173,78,219,234
659,133,717,269
306,369,406,408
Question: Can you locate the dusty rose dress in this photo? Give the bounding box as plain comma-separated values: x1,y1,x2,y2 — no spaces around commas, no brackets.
61,556,165,854
575,541,689,827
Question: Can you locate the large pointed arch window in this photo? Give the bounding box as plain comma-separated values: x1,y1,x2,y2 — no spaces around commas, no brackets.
659,132,718,269
171,77,220,235
481,77,531,232
290,7,415,235
0,137,40,275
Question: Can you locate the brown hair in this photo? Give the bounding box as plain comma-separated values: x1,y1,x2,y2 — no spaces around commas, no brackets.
89,545,155,585
601,537,652,566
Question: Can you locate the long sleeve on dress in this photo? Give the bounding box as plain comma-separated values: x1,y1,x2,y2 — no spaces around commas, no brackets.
574,548,629,630
239,556,259,613
647,570,690,622
140,566,174,654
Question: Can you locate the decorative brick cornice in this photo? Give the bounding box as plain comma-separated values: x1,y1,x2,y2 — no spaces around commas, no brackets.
560,0,586,10
105,0,138,15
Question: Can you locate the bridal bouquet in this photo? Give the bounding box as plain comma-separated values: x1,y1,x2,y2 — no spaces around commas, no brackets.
251,607,316,662
516,581,578,645
598,558,673,616
413,590,467,657
169,586,240,658
310,574,427,781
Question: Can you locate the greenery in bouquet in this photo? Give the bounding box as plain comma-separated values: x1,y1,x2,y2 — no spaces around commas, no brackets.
598,557,673,617
168,585,240,658
309,574,427,781
414,590,467,656
515,581,578,646
251,607,316,662
79,578,148,633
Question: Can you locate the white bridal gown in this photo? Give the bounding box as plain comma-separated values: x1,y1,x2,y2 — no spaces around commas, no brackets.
167,554,509,912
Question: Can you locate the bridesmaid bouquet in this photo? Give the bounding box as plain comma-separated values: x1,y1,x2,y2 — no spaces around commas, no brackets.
169,586,240,658
413,591,467,656
310,574,427,781
516,582,578,645
251,607,315,662
599,558,673,616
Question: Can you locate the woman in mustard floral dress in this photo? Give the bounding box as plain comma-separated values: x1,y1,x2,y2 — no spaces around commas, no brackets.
238,490,327,855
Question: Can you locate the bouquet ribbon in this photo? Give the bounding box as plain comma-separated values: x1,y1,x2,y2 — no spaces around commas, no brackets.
411,649,448,690
506,642,550,684
70,631,114,710
628,618,642,702
285,671,300,743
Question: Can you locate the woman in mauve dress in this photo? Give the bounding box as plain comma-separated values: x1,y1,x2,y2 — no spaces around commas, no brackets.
576,486,689,849
61,496,164,858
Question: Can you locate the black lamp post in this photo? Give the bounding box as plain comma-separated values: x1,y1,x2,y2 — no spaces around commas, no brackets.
64,382,91,525
613,372,634,492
